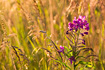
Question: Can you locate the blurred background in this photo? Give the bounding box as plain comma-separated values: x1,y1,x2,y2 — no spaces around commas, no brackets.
0,0,105,70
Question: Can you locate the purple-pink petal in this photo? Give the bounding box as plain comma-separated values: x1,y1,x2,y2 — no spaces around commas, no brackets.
85,23,89,30
58,46,64,53
60,46,64,50
68,16,89,32
69,56,76,64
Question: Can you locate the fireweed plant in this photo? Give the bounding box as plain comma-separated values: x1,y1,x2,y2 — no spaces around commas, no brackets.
43,16,98,70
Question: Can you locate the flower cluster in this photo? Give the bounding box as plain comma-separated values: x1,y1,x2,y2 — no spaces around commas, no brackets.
68,16,89,36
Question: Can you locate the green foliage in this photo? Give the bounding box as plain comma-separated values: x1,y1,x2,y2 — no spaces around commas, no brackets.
55,60,71,70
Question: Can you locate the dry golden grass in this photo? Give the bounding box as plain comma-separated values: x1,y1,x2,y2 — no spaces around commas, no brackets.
0,0,105,70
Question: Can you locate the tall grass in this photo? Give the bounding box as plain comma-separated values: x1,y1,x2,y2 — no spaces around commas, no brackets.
0,0,105,70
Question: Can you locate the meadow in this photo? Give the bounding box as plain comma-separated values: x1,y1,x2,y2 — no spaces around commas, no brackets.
0,0,105,70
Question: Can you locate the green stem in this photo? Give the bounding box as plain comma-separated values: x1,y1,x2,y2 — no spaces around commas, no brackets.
74,30,80,70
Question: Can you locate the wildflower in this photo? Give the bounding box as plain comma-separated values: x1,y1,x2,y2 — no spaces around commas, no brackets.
58,46,64,53
68,16,89,32
69,56,76,64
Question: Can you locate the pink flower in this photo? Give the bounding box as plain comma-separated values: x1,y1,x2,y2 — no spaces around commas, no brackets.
58,46,64,54
68,16,89,32
69,56,76,64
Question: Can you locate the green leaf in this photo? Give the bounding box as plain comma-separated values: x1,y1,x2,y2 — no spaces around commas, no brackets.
78,61,87,65
64,46,71,52
85,64,93,68
54,60,71,70
63,46,72,57
64,53,69,57
80,68,83,70
75,61,93,68
76,56,85,60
